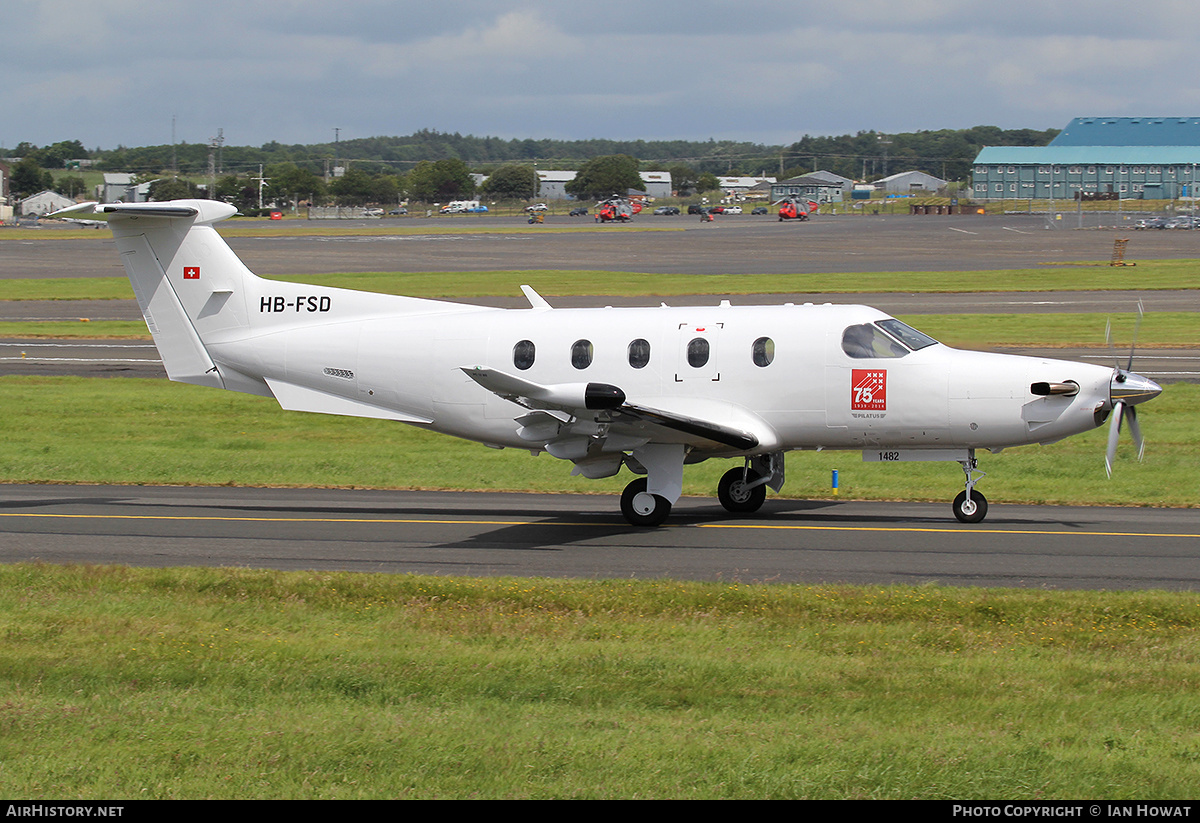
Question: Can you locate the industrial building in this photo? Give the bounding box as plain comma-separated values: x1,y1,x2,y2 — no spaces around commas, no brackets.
769,174,845,204
534,170,672,201
874,170,947,194
972,117,1200,200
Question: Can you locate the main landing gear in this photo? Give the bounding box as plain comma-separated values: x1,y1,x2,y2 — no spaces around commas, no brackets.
620,477,672,527
619,452,784,527
717,467,767,513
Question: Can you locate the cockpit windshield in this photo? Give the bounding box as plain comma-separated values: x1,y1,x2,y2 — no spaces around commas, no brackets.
841,319,939,359
876,319,938,351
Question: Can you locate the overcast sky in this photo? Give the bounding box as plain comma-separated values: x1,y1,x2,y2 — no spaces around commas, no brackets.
6,0,1200,152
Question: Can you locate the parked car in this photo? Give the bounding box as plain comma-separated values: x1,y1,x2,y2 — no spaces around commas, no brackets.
687,204,706,214
751,207,769,215
569,207,589,216
526,203,549,212
653,206,680,215
389,207,408,215
723,206,742,214
465,205,489,213
707,206,726,214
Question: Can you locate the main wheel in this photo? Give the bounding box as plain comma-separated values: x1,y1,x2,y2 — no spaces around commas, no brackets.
621,478,672,527
952,490,988,524
717,468,766,514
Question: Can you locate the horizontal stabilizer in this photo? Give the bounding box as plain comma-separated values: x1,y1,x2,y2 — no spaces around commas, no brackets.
50,200,236,224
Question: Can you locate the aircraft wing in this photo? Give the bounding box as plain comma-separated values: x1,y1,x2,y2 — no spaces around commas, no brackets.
461,366,764,452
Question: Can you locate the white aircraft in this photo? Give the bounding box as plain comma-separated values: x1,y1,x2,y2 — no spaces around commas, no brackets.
50,199,1162,526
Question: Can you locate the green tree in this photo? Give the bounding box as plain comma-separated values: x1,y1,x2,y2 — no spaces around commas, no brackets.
53,175,89,199
35,140,88,169
665,163,699,197
329,167,378,206
696,172,719,195
407,158,476,202
265,163,326,207
11,157,54,198
482,164,538,200
148,178,201,201
215,175,257,213
565,154,644,201
371,173,402,205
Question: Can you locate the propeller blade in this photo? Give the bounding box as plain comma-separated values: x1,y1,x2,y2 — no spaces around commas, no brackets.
1105,401,1125,479
1126,300,1144,372
1127,404,1146,462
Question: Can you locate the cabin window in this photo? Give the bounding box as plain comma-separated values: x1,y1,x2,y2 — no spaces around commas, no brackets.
687,338,710,368
571,339,594,370
513,339,536,370
752,337,774,367
628,338,651,369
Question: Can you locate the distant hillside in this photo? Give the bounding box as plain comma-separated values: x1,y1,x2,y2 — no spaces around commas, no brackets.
10,126,1059,183
88,132,784,178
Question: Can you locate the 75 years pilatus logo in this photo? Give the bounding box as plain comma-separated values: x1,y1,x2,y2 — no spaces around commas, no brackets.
852,369,887,410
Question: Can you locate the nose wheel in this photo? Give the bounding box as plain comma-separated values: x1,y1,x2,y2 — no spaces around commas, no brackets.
953,451,988,523
952,489,988,523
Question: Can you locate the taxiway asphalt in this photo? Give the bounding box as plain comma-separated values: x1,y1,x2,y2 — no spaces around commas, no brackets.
7,212,1200,277
2,484,1198,590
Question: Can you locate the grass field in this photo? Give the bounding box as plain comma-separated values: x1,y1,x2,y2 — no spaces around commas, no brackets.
1,564,1198,799
2,258,1199,302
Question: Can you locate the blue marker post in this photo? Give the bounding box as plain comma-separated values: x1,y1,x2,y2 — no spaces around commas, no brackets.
832,469,839,497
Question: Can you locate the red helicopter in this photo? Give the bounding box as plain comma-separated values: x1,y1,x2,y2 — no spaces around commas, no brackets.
595,195,641,223
778,196,820,221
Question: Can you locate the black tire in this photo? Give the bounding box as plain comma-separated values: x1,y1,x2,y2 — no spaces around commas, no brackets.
620,478,672,527
717,468,766,514
952,490,988,524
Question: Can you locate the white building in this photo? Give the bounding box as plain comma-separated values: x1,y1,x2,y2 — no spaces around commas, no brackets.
535,170,672,200
718,176,776,198
874,170,947,194
101,173,142,202
19,190,74,215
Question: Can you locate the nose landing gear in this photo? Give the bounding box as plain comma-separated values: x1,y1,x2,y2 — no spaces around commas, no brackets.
953,451,988,523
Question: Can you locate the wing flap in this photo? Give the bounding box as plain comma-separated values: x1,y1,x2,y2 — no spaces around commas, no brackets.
617,404,759,451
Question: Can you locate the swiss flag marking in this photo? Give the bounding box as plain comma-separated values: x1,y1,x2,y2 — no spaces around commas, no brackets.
851,369,887,410
183,266,200,280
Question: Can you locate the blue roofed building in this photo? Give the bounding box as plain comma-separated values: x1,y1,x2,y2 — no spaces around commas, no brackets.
971,117,1200,201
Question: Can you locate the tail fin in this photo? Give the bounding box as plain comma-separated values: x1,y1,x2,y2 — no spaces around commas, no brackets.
52,200,260,392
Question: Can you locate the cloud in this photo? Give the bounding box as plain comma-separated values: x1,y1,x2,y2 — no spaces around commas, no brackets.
5,1,1200,150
